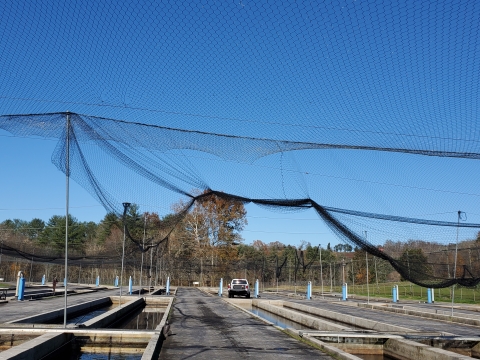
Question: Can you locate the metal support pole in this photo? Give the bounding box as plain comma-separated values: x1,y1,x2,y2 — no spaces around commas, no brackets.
452,211,462,316
139,214,146,297
365,231,370,305
120,202,131,307
149,238,153,295
64,112,70,328
319,246,324,299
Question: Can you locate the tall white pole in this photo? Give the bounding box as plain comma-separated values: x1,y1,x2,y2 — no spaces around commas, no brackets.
149,240,153,295
120,202,130,307
120,222,126,306
319,246,324,298
139,214,146,297
452,211,461,316
365,231,370,305
64,112,70,328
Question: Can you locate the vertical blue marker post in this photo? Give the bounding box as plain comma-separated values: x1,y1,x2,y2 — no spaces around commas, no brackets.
392,285,397,303
18,276,25,301
64,278,66,287
255,279,259,298
115,276,119,287
166,276,170,295
41,274,45,286
218,278,223,297
306,281,312,300
96,276,99,287
342,283,348,301
128,276,133,295
427,288,432,304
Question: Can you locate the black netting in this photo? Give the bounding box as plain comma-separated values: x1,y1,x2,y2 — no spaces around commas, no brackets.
1,1,480,288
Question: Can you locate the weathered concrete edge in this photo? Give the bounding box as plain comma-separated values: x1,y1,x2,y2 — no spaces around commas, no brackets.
7,297,112,324
283,328,362,360
225,298,348,358
224,298,279,328
141,297,174,360
384,338,473,360
83,297,144,328
358,302,480,327
284,301,415,333
0,332,73,360
256,301,350,331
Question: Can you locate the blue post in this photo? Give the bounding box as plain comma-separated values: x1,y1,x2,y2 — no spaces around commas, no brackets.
218,278,223,297
427,288,432,303
128,276,133,295
18,277,25,301
342,283,347,301
64,278,66,287
166,276,170,295
392,286,397,303
306,281,312,300
41,274,45,286
96,276,100,287
255,279,259,298
114,276,119,287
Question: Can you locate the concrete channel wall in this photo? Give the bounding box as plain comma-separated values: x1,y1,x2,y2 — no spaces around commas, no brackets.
7,297,112,325
82,297,144,328
253,300,350,331
383,338,474,360
358,302,480,327
0,332,73,360
141,297,174,360
282,301,415,333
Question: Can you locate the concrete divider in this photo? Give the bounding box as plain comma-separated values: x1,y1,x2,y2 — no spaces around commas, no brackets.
283,301,415,333
255,301,350,331
0,332,73,359
141,297,174,360
384,338,473,360
357,302,480,327
83,297,144,328
283,328,363,360
8,297,112,324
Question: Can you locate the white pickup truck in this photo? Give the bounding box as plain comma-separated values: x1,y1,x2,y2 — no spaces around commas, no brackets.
227,278,250,298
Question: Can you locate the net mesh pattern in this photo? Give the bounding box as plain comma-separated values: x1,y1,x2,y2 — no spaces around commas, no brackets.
1,1,480,287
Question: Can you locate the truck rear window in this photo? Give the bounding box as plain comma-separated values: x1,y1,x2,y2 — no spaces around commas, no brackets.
232,280,247,284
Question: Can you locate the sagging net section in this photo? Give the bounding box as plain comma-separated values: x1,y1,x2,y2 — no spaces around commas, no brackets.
1,112,480,288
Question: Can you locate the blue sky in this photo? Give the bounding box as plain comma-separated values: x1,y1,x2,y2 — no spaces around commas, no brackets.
1,0,480,248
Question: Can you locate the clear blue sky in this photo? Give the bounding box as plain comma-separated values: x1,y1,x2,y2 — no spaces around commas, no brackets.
1,1,480,248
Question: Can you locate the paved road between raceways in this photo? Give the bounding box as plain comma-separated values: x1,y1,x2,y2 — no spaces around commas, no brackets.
159,287,332,359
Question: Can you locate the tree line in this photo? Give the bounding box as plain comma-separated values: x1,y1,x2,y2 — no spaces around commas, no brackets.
1,190,480,287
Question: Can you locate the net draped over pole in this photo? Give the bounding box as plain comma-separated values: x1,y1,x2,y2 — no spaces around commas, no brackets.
1,113,480,288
